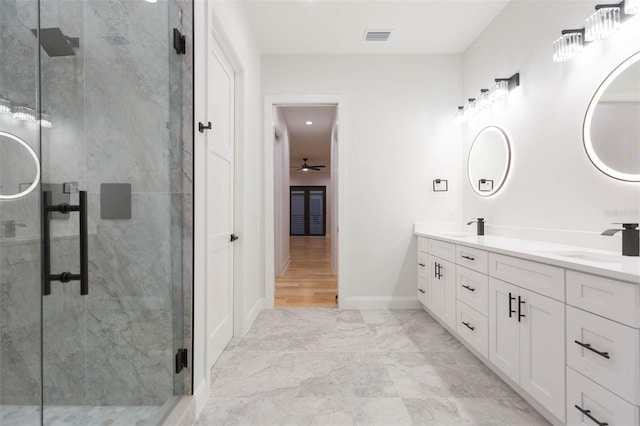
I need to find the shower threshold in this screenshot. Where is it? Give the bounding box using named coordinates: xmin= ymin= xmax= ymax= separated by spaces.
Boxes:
xmin=0 ymin=404 xmax=161 ymax=426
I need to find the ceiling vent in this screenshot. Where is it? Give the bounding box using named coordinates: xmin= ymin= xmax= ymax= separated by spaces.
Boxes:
xmin=363 ymin=30 xmax=392 ymax=42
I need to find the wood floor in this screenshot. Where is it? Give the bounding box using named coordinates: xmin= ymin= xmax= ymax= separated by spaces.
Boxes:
xmin=275 ymin=236 xmax=338 ymax=307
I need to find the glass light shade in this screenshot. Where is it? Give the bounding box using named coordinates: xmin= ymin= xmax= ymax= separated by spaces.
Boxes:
xmin=552 ymin=31 xmax=584 ymax=62
xmin=585 ymin=7 xmax=621 ymax=42
xmin=625 ymin=0 xmax=640 ymax=14
xmin=39 ymin=113 xmax=53 ymax=128
xmin=476 ymin=89 xmax=491 ymax=110
xmin=13 ymin=106 xmax=36 ymax=122
xmin=454 ymin=106 xmax=465 ymax=123
xmin=0 ymin=97 xmax=11 ymax=114
xmin=464 ymin=98 xmax=476 ymax=118
xmin=488 ymin=80 xmax=508 ymax=102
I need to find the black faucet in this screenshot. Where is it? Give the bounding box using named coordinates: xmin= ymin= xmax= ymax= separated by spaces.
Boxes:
xmin=466 ymin=218 xmax=485 ymax=236
xmin=601 ymin=223 xmax=639 ymax=256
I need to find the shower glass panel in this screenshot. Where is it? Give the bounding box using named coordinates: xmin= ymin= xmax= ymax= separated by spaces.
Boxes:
xmin=0 ymin=0 xmax=192 ymax=424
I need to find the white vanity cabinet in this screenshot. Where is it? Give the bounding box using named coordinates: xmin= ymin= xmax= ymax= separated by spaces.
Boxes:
xmin=416 ymin=237 xmax=456 ymax=330
xmin=565 ymin=271 xmax=640 ymax=426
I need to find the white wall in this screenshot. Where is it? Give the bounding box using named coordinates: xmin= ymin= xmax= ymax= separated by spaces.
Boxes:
xmin=273 ymin=107 xmax=290 ymax=276
xmin=461 ymin=2 xmax=640 ymax=251
xmin=262 ymin=55 xmax=463 ymax=307
xmin=193 ymin=0 xmax=263 ymax=416
xmin=330 ymin=120 xmax=339 ymax=273
xmin=290 ymin=171 xmax=332 ymax=235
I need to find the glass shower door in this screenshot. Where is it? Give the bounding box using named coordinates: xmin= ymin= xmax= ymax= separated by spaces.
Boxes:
xmin=1 ymin=0 xmax=190 ymax=424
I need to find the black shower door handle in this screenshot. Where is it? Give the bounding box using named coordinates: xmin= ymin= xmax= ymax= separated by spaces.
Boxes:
xmin=43 ymin=190 xmax=89 ymax=296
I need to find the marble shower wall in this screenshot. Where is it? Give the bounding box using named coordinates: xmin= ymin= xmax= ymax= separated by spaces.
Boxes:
xmin=1 ymin=0 xmax=193 ymax=407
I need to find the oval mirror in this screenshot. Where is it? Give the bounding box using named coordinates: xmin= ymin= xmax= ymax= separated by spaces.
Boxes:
xmin=467 ymin=126 xmax=511 ymax=197
xmin=0 ymin=131 xmax=40 ymax=200
xmin=584 ymin=51 xmax=640 ymax=182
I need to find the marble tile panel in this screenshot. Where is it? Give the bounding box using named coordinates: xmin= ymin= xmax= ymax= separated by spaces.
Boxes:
xmin=196 ymin=398 xmax=413 ymax=426
xmin=383 ymin=351 xmax=519 ymax=399
xmin=210 ymin=351 xmax=398 ymax=399
xmin=402 ymin=397 xmax=550 ymax=425
xmin=44 ymin=405 xmax=160 ymax=426
xmin=368 ymin=319 xmax=462 ymax=353
xmin=359 ymin=309 xmax=436 ymax=326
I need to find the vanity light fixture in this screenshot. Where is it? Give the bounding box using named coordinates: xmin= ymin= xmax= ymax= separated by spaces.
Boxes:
xmin=13 ymin=106 xmax=36 ymax=122
xmin=432 ymin=179 xmax=449 ymax=192
xmin=554 ymin=0 xmax=638 ymax=62
xmin=454 ymin=73 xmax=520 ymax=122
xmin=0 ymin=97 xmax=11 ymax=114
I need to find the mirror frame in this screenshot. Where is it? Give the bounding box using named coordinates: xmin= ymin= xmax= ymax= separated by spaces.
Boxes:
xmin=0 ymin=130 xmax=40 ymax=200
xmin=583 ymin=50 xmax=640 ymax=182
xmin=467 ymin=125 xmax=512 ymax=197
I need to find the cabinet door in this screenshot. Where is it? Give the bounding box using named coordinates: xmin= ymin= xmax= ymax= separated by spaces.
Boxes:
xmin=488 ymin=278 xmax=520 ymax=384
xmin=519 ymin=288 xmax=565 ymax=421
xmin=440 ymin=258 xmax=456 ymax=330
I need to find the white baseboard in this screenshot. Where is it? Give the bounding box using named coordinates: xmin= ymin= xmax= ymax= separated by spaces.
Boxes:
xmin=243 ymin=297 xmax=264 ymax=335
xmin=193 ymin=378 xmax=208 ymax=420
xmin=340 ymin=296 xmax=421 ymax=309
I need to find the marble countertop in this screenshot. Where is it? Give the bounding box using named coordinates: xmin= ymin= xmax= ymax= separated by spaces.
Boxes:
xmin=414 ymin=224 xmax=640 ymax=284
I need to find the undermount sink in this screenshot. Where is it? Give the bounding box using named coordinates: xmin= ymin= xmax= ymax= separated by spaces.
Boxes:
xmin=541 ymin=250 xmax=623 ymax=264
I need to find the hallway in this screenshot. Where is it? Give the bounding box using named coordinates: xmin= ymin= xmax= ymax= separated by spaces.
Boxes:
xmin=196 ymin=308 xmax=549 ymax=425
xmin=275 ymin=236 xmax=338 ymax=307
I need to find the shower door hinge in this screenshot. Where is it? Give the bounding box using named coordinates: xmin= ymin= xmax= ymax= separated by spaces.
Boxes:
xmin=173 ymin=28 xmax=186 ymax=55
xmin=175 ymin=348 xmax=188 ymax=374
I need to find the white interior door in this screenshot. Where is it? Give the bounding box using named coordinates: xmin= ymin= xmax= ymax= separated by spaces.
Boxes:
xmin=205 ymin=22 xmax=235 ymax=371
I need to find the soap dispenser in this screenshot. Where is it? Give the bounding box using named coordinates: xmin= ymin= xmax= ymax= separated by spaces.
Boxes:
xmin=601 ymin=223 xmax=639 ymax=256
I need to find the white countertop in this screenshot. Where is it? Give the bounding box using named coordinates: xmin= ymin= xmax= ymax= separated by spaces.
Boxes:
xmin=414 ymin=224 xmax=640 ymax=284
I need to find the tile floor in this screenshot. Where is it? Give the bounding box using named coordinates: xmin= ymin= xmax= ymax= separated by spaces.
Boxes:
xmin=196 ymin=308 xmax=550 ymax=425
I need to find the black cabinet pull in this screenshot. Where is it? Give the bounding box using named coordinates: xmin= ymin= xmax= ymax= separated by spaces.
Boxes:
xmin=517 ymin=296 xmax=525 ymax=322
xmin=462 ymin=321 xmax=475 ymax=331
xmin=462 ymin=284 xmax=475 ymax=292
xmin=43 ymin=191 xmax=89 ymax=296
xmin=574 ymin=340 xmax=610 ymax=359
xmin=574 ymin=405 xmax=609 ymax=426
xmin=461 ymin=254 xmax=475 ymax=261
xmin=418 ymin=289 xmax=426 ymax=294
xmin=508 ymin=292 xmax=516 ymax=318
xmin=418 ymin=263 xmax=426 ymax=267
xmin=434 ymin=262 xmax=438 ymax=278
xmin=198 ymin=121 xmax=212 ymax=133
xmin=230 ymin=234 xmax=239 ymax=242
xmin=435 ymin=263 xmax=443 ymax=279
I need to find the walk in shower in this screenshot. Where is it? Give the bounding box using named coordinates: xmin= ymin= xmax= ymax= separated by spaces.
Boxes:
xmin=0 ymin=0 xmax=193 ymax=424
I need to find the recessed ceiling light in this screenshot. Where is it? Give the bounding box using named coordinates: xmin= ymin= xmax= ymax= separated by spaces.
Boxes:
xmin=305 ymin=121 xmax=312 ymax=125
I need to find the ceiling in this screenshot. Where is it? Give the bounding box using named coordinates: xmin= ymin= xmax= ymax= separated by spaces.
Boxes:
xmin=278 ymin=105 xmax=336 ymax=172
xmin=241 ymin=0 xmax=510 ymax=55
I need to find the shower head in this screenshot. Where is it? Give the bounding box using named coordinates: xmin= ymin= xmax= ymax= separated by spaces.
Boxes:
xmin=30 ymin=28 xmax=79 ymax=57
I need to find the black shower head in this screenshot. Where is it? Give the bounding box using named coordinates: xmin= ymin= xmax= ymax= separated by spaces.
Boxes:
xmin=31 ymin=28 xmax=79 ymax=57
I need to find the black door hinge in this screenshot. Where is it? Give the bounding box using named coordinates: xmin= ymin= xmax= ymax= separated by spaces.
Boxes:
xmin=173 ymin=28 xmax=186 ymax=55
xmin=175 ymin=348 xmax=188 ymax=373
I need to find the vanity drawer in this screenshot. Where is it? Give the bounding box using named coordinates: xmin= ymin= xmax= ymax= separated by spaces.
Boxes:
xmin=426 ymin=239 xmax=456 ymax=263
xmin=418 ymin=236 xmax=429 ymax=254
xmin=417 ymin=252 xmax=429 ymax=279
xmin=456 ymin=301 xmax=488 ymax=358
xmin=567 ymin=306 xmax=640 ymax=405
xmin=567 ymin=367 xmax=639 ymax=426
xmin=567 ymin=270 xmax=640 ymax=328
xmin=456 ymin=266 xmax=488 ymax=316
xmin=488 ymin=253 xmax=565 ymax=301
xmin=456 ymin=245 xmax=488 ymax=274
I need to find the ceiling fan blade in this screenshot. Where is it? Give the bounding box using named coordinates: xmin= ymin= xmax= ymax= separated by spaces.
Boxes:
xmin=312 ymin=165 xmax=326 ymax=168
xmin=309 ymin=166 xmax=323 ymax=170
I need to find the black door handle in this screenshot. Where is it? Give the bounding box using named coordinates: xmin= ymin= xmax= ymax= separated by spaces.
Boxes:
xmin=574 ymin=405 xmax=608 ymax=426
xmin=435 ymin=263 xmax=442 ymax=279
xmin=518 ymin=296 xmax=525 ymax=322
xmin=462 ymin=284 xmax=475 ymax=292
xmin=461 ymin=255 xmax=475 ymax=261
xmin=43 ymin=191 xmax=89 ymax=296
xmin=508 ymin=292 xmax=516 ymax=318
xmin=198 ymin=121 xmax=212 ymax=133
xmin=574 ymin=340 xmax=610 ymax=359
xmin=230 ymin=234 xmax=239 ymax=242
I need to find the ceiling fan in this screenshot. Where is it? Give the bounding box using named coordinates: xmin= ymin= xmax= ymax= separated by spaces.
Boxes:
xmin=295 ymin=158 xmax=326 ymax=171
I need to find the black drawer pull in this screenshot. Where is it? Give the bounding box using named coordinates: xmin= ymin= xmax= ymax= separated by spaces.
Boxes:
xmin=418 ymin=263 xmax=426 ymax=267
xmin=461 ymin=255 xmax=475 ymax=261
xmin=517 ymin=296 xmax=525 ymax=322
xmin=462 ymin=321 xmax=475 ymax=331
xmin=574 ymin=340 xmax=610 ymax=359
xmin=574 ymin=405 xmax=608 ymax=426
xmin=418 ymin=289 xmax=426 ymax=294
xmin=462 ymin=284 xmax=475 ymax=292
